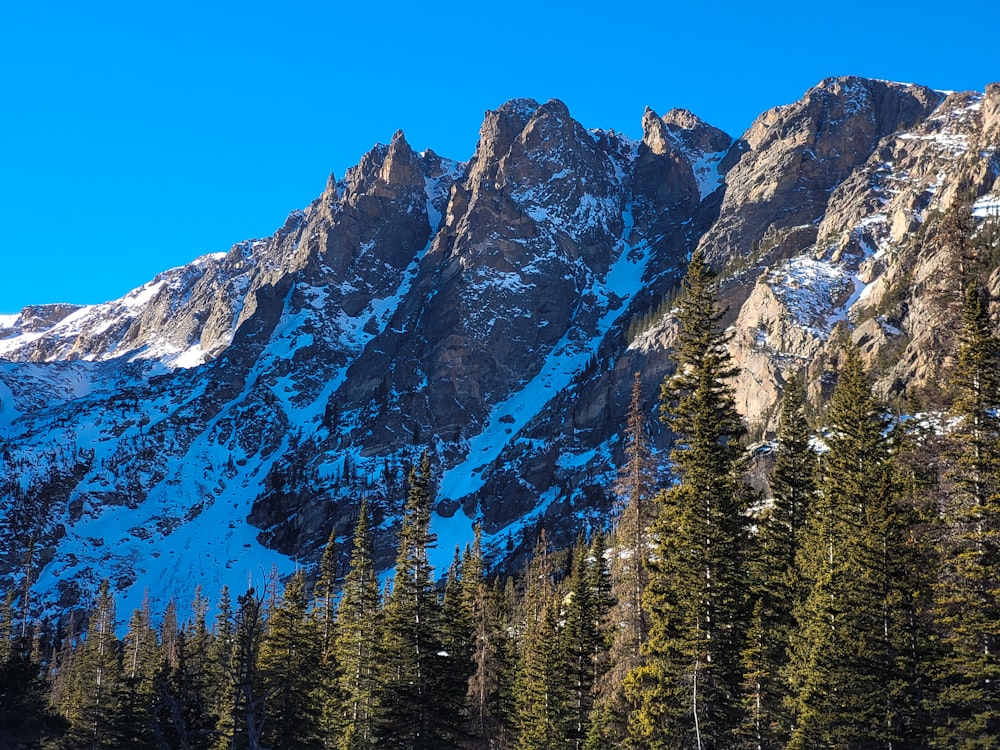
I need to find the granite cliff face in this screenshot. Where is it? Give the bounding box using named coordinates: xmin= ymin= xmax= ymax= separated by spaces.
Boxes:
xmin=2 ymin=77 xmax=999 ymax=615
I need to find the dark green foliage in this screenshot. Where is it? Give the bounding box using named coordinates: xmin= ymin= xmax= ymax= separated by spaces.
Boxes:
xmin=117 ymin=598 xmax=158 ymax=748
xmin=786 ymin=348 xmax=931 ymax=749
xmin=259 ymin=570 xmax=323 ymax=750
xmin=514 ymin=598 xmax=571 ymax=750
xmin=560 ymin=540 xmax=606 ymax=750
xmin=787 ymin=349 xmax=891 ymax=749
xmin=513 ymin=532 xmax=570 ymax=750
xmin=627 ymin=249 xmax=751 ymax=749
xmin=57 ymin=580 xmax=125 ymax=749
xmin=153 ymin=626 xmax=216 ymax=750
xmin=314 ymin=528 xmax=340 ymax=654
xmin=929 ymin=283 xmax=1000 ymax=747
xmin=462 ymin=527 xmax=514 ymax=749
xmin=376 ymin=453 xmax=459 ymax=749
xmin=589 ymin=375 xmax=655 ymax=749
xmin=438 ymin=551 xmax=476 ymax=745
xmin=312 ymin=530 xmax=343 ymax=749
xmin=229 ymin=587 xmax=267 ymax=750
xmin=0 ymin=593 xmax=65 ymax=748
xmin=742 ymin=376 xmax=816 ymax=748
xmin=207 ymin=586 xmax=236 ymax=750
xmin=333 ymin=499 xmax=381 ymax=750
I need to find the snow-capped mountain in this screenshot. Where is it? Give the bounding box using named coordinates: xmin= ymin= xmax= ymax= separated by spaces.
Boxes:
xmin=2 ymin=77 xmax=999 ymax=619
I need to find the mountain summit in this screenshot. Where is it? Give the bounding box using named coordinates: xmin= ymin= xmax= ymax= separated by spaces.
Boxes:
xmin=2 ymin=78 xmax=999 ymax=617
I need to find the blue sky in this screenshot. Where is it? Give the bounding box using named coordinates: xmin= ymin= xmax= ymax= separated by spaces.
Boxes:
xmin=1 ymin=0 xmax=996 ymax=314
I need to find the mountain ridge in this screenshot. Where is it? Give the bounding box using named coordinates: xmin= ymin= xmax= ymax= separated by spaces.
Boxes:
xmin=2 ymin=77 xmax=999 ymax=619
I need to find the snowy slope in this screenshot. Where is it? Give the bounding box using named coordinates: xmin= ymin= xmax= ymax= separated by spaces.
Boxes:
xmin=2 ymin=79 xmax=998 ymax=625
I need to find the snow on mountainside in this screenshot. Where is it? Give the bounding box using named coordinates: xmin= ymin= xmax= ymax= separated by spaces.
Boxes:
xmin=0 ymin=252 xmax=232 ymax=367
xmin=2 ymin=79 xmax=1000 ymax=621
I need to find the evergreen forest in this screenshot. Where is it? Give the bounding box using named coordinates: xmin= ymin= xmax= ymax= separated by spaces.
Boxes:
xmin=4 ymin=216 xmax=1000 ymax=749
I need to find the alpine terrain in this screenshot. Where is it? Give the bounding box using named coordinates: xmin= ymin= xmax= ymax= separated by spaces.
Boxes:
xmin=1 ymin=75 xmax=999 ymax=625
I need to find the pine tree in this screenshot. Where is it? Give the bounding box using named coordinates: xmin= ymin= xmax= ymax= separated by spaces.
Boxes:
xmin=561 ymin=539 xmax=604 ymax=750
xmin=930 ymin=282 xmax=1000 ymax=747
xmin=742 ymin=375 xmax=816 ymax=748
xmin=0 ymin=589 xmax=65 ymax=747
xmin=117 ymin=596 xmax=159 ymax=748
xmin=882 ymin=418 xmax=937 ymax=748
xmin=161 ymin=599 xmax=180 ymax=675
xmin=438 ymin=550 xmax=476 ymax=745
xmin=49 ymin=611 xmax=82 ymax=735
xmin=625 ymin=249 xmax=751 ymax=749
xmin=333 ymin=498 xmax=382 ymax=750
xmin=513 ymin=532 xmax=571 ymax=750
xmin=935 ymin=201 xmax=979 ymax=333
xmin=377 ymin=452 xmax=457 ymax=749
xmin=589 ymin=374 xmax=655 ymax=748
xmin=154 ymin=588 xmax=216 ymax=750
xmin=314 ymin=528 xmax=340 ymax=658
xmin=185 ymin=586 xmax=218 ymax=750
xmin=229 ymin=587 xmax=268 ymax=750
xmin=154 ymin=628 xmax=215 ymax=750
xmin=61 ymin=579 xmax=125 ymax=749
xmin=462 ymin=526 xmax=513 ymax=749
xmin=514 ymin=597 xmax=571 ymax=750
xmin=312 ymin=530 xmax=343 ymax=749
xmin=786 ymin=348 xmax=915 ymax=749
xmin=209 ymin=586 xmax=238 ymax=750
xmin=259 ymin=570 xmax=323 ymax=750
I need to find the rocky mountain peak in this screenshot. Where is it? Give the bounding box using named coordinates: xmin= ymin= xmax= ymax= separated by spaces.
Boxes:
xmin=3 ymin=304 xmax=83 ymax=335
xmin=378 ymin=129 xmax=423 ymax=187
xmin=339 ymin=131 xmax=426 ymax=202
xmin=697 ymin=76 xmax=944 ymax=265
xmin=983 ymin=82 xmax=1000 ymax=138
xmin=640 ymin=107 xmax=673 ymax=156
xmin=470 ymin=98 xmax=541 ymax=175
xmin=4 ymin=77 xmax=1000 ymax=621
xmin=661 ymin=107 xmax=732 ymax=154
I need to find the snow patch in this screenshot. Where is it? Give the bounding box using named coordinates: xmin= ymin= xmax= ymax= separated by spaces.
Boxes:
xmin=432 ymin=200 xmax=652 ymax=562
xmin=690 ymin=150 xmax=727 ymax=200
xmin=973 ymin=193 xmax=1000 ymax=218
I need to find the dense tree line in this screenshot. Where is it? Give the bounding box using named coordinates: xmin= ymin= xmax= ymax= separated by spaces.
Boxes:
xmin=4 ymin=221 xmax=1000 ymax=748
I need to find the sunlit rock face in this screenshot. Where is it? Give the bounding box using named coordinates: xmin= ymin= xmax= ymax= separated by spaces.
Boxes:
xmin=3 ymin=78 xmax=999 ymax=617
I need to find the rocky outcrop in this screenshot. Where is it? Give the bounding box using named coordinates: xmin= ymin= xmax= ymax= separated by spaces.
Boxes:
xmin=2 ymin=77 xmax=1000 ymax=618
xmin=699 ymin=78 xmax=942 ymax=265
xmin=720 ymin=83 xmax=1000 ymax=430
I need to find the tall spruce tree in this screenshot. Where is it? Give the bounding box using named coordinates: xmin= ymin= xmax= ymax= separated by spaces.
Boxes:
xmin=230 ymin=587 xmax=268 ymax=750
xmin=312 ymin=530 xmax=343 ymax=749
xmin=0 ymin=589 xmax=65 ymax=747
xmin=786 ymin=347 xmax=917 ymax=749
xmin=208 ymin=586 xmax=238 ymax=750
xmin=462 ymin=526 xmax=513 ymax=749
xmin=377 ymin=453 xmax=457 ymax=749
xmin=589 ymin=375 xmax=656 ymax=749
xmin=153 ymin=588 xmax=216 ymax=750
xmin=61 ymin=579 xmax=125 ymax=749
xmin=314 ymin=529 xmax=340 ymax=658
xmin=742 ymin=375 xmax=816 ymax=748
xmin=515 ymin=601 xmax=571 ymax=750
xmin=258 ymin=570 xmax=323 ymax=750
xmin=625 ymin=249 xmax=751 ymax=749
xmin=439 ymin=550 xmax=476 ymax=745
xmin=930 ymin=282 xmax=1000 ymax=747
xmin=333 ymin=498 xmax=381 ymax=750
xmin=561 ymin=539 xmax=605 ymax=750
xmin=514 ymin=532 xmax=572 ymax=750
xmin=118 ymin=597 xmax=159 ymax=748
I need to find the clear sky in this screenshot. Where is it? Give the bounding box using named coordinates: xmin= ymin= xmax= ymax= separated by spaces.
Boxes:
xmin=1 ymin=0 xmax=996 ymax=314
